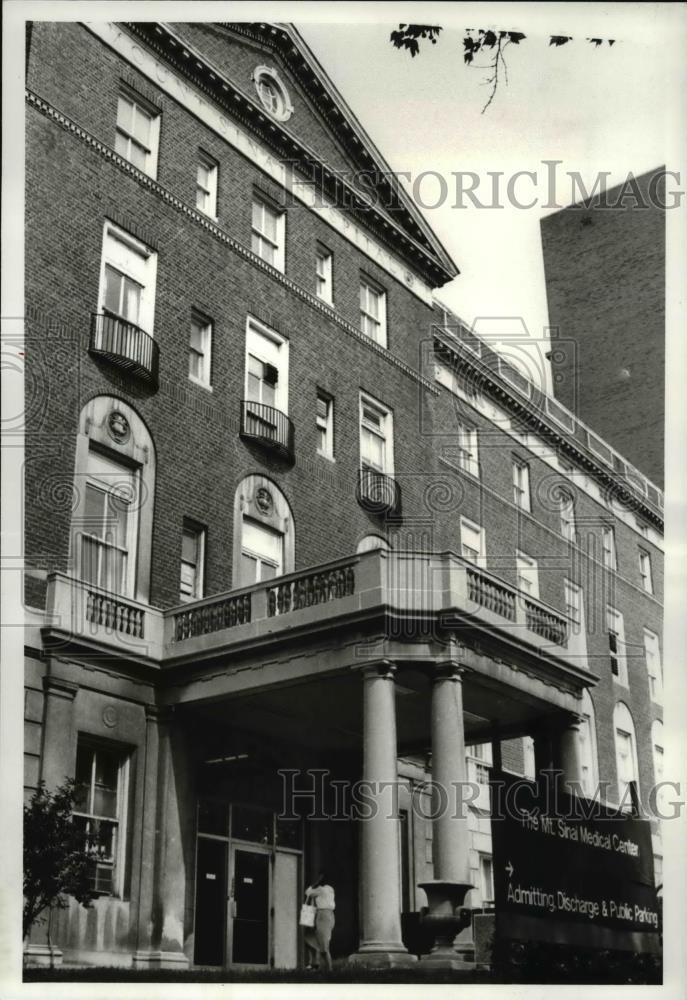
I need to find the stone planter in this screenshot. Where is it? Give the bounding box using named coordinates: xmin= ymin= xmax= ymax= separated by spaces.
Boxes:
xmin=418 ymin=880 xmax=475 ymax=969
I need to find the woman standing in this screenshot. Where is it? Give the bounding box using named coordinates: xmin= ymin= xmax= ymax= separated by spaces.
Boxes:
xmin=303 ymin=872 xmax=335 ymax=971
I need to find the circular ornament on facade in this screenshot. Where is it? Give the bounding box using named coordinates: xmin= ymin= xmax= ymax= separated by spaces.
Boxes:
xmin=102 ymin=705 xmax=119 ymax=729
xmin=107 ymin=410 xmax=131 ymax=445
xmin=252 ymin=66 xmax=293 ymax=122
xmin=255 ymin=486 xmax=274 ymax=515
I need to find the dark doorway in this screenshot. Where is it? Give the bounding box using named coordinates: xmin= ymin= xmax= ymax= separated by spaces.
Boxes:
xmin=231 ymin=848 xmax=270 ymax=965
xmin=194 ymin=838 xmax=227 ymax=966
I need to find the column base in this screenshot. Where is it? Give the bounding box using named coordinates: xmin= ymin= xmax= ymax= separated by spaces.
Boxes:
xmin=132 ymin=949 xmax=190 ymax=970
xmin=348 ymin=943 xmax=418 ymax=969
xmin=419 ymin=950 xmax=476 ymax=971
xmin=23 ymin=944 xmax=63 ymax=968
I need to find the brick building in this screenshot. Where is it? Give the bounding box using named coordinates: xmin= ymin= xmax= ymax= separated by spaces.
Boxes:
xmin=24 ymin=21 xmax=664 ymax=971
xmin=541 ymin=168 xmax=665 ymax=488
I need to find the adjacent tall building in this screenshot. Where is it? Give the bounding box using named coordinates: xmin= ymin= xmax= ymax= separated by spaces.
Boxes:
xmin=24 ymin=21 xmax=664 ymax=970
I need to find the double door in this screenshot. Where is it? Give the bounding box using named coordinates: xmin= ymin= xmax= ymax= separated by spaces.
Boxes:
xmin=194 ymin=838 xmax=299 ymax=968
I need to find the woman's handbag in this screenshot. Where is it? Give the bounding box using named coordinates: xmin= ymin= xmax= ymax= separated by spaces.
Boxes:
xmin=299 ymin=901 xmax=317 ymax=927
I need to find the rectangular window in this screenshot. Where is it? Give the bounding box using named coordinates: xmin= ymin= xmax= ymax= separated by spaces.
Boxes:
xmin=244 ymin=318 xmax=289 ymax=414
xmin=180 ymin=522 xmax=205 ymax=602
xmin=80 ymin=450 xmax=139 ymax=598
xmin=559 ymin=492 xmax=576 ymax=542
xmin=607 ymin=607 xmax=627 ymax=685
xmin=639 ymin=550 xmax=654 ymax=594
xmin=643 ymin=628 xmax=662 ymax=702
xmin=115 ymin=88 xmax=160 ymax=178
xmin=457 ymin=424 xmax=479 ymax=478
xmin=188 ymin=312 xmax=212 ymax=387
xmin=467 ymin=743 xmax=493 ymax=785
xmin=479 ymin=854 xmax=495 ymax=906
xmin=516 ymin=551 xmax=539 ymax=598
xmin=315 ymin=246 xmax=333 ymax=304
xmin=602 ymin=526 xmax=617 ymax=570
xmin=241 ymin=518 xmax=283 ymax=584
xmin=316 ymin=391 xmax=334 ymax=459
xmin=99 ymin=222 xmax=157 ymax=335
xmin=512 ymin=459 xmax=531 ymax=511
xmin=564 ymin=580 xmax=582 ymax=631
xmin=460 ymin=517 xmax=485 ymax=566
xmin=616 ymin=729 xmax=634 ymax=801
xmin=196 ymin=151 xmax=218 ymax=218
xmin=251 ymin=197 xmax=285 ymax=272
xmin=359 ymin=278 xmax=387 ymax=347
xmin=360 ymin=393 xmax=393 ymax=474
xmin=73 ymin=740 xmax=129 ymax=896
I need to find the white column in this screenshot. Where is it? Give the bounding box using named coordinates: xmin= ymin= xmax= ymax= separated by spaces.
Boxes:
xmin=559 ymin=716 xmax=584 ymax=791
xmin=351 ymin=661 xmax=415 ymax=966
xmin=430 ymin=663 xmax=470 ymax=882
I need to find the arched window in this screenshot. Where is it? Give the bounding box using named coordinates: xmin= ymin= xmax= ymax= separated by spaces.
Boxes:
xmin=578 ymin=690 xmax=599 ymax=797
xmin=70 ymin=397 xmax=155 ymax=602
xmin=651 ymin=719 xmax=666 ymax=818
xmin=613 ymin=702 xmax=640 ymax=809
xmin=233 ymin=476 xmax=294 ymax=587
xmin=356 ymin=534 xmax=390 ymax=554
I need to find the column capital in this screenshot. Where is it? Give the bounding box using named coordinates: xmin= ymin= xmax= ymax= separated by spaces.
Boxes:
xmin=144 ymin=703 xmax=174 ymax=723
xmin=42 ymin=676 xmax=79 ymax=700
xmin=362 ymin=659 xmax=397 ymax=680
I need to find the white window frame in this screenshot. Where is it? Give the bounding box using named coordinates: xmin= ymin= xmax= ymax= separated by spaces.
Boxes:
xmin=515 ymin=551 xmax=539 ymax=599
xmin=466 ymin=742 xmax=493 ymax=785
xmin=578 ymin=692 xmax=600 ymax=799
xmin=98 ymin=221 xmax=157 ymax=336
xmin=244 ymin=316 xmax=289 ymax=414
xmin=196 ymin=150 xmax=218 ymax=219
xmin=79 ymin=449 xmax=140 ymax=599
xmin=251 ymin=196 xmax=285 ymax=272
xmin=240 ymin=517 xmax=284 ymax=585
xmin=559 ymin=490 xmax=576 ymax=543
xmin=188 ymin=311 xmax=212 ymax=388
xmin=359 ymin=278 xmax=387 ymax=348
xmin=613 ymin=702 xmax=640 ymax=810
xmin=643 ymin=628 xmax=663 ymax=703
xmin=180 ymin=522 xmax=206 ymax=602
xmin=478 ymin=854 xmax=495 ymax=907
xmin=639 ymin=549 xmax=654 ymax=594
xmin=564 ymin=580 xmax=583 ymax=633
xmin=459 ymin=516 xmax=486 ymax=566
xmin=607 ymin=607 xmax=628 ymax=686
xmin=315 ymin=246 xmax=333 ymax=304
xmin=651 ymin=720 xmax=666 ymax=815
xmin=73 ymin=739 xmax=130 ymax=897
xmin=512 ymin=458 xmax=531 ymax=511
xmin=316 ymin=390 xmax=334 ymax=459
xmin=456 ymin=423 xmax=479 ymax=478
xmin=359 ymin=392 xmax=394 ymax=475
xmin=602 ymin=526 xmax=617 ymax=570
xmin=115 ymin=86 xmax=160 ymax=179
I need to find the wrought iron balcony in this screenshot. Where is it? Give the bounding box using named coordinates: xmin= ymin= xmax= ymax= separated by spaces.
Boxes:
xmin=240 ymin=400 xmax=295 ymax=461
xmin=89 ymin=312 xmax=159 ymax=388
xmin=356 ymin=467 xmax=401 ymax=516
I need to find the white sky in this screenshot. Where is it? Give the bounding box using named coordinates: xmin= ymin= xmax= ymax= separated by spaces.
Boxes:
xmin=297 ymin=3 xmax=680 ymax=386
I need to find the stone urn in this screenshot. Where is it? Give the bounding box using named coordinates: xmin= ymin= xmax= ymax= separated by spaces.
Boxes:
xmin=418 ymin=880 xmax=475 ymax=969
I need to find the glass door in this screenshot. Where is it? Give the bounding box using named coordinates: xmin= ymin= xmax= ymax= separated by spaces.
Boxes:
xmin=228 ymin=845 xmax=271 ymax=967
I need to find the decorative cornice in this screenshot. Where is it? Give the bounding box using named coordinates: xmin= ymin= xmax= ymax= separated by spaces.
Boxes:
xmin=26 ymin=90 xmax=439 ymax=396
xmin=124 ymin=20 xmax=457 ymax=287
xmin=433 ymin=329 xmax=663 ymax=530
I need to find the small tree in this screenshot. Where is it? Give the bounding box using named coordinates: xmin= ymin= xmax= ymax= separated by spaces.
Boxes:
xmin=23 ymin=779 xmax=96 ymax=941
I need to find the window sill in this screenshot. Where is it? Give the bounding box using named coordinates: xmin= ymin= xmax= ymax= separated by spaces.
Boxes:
xmin=317 ymin=451 xmax=336 ymax=463
xmin=188 ymin=377 xmax=213 ymax=392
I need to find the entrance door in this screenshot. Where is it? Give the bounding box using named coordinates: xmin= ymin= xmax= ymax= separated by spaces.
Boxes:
xmin=194 ymin=838 xmax=227 ymax=966
xmin=229 ymin=846 xmax=271 ymax=966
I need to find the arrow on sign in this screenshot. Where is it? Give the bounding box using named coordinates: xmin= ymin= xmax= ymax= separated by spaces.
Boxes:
xmin=505 ymin=861 xmax=514 ymax=878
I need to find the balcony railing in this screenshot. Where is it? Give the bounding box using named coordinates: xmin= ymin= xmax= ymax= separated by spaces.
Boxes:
xmin=240 ymin=400 xmax=295 ymax=461
xmin=89 ymin=313 xmax=160 ymax=388
xmin=356 ymin=467 xmax=401 ymax=516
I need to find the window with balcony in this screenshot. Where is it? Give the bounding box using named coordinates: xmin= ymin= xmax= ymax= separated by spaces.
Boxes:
xmin=196 ymin=151 xmax=218 ymax=218
xmin=613 ymin=702 xmax=639 ymax=809
xmin=512 ymin=458 xmax=531 ymax=511
xmin=456 ymin=423 xmax=479 ymax=478
xmin=242 ymin=318 xmax=292 ymax=457
xmin=252 ymin=196 xmax=285 ymax=271
xmin=602 ymin=525 xmax=617 ymax=570
xmin=316 ymin=391 xmax=334 ymax=459
xmin=358 ymin=393 xmax=397 ymax=512
xmin=516 ymin=551 xmax=539 ymax=598
xmin=639 ymin=549 xmax=654 ymax=594
xmin=189 ymin=311 xmax=212 ymax=387
xmin=460 ymin=517 xmax=485 ymax=565
xmin=240 ymin=518 xmax=284 ymax=584
xmin=115 ymin=87 xmax=160 ymax=178
xmin=644 ymin=628 xmax=662 ymax=702
xmin=180 ymin=521 xmax=205 ymax=602
xmin=315 ymin=246 xmax=333 ymax=304
xmin=607 ymin=607 xmax=628 ymax=685
xmin=359 ymin=278 xmax=387 ymax=347
xmin=73 ymin=739 xmax=130 ymax=896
